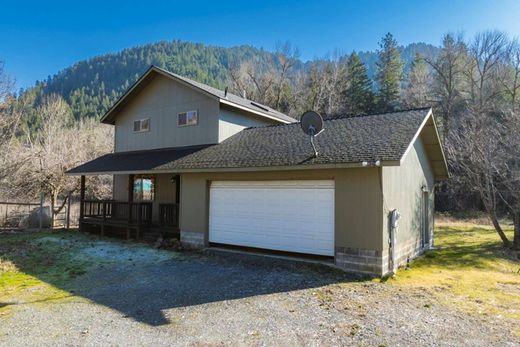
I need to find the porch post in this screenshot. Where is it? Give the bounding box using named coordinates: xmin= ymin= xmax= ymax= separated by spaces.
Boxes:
xmin=127 ymin=174 xmax=134 ymax=239
xmin=175 ymin=174 xmax=181 ymax=229
xmin=79 ymin=175 xmax=85 ymax=232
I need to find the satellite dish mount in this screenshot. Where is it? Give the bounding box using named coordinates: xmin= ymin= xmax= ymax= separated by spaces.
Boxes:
xmin=300 ymin=111 xmax=324 ymax=158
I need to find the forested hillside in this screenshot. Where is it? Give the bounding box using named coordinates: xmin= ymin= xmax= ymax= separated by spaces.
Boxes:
xmin=30 ymin=40 xmax=439 ymax=120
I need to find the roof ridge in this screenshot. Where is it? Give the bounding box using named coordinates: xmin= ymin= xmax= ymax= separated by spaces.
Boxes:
xmin=327 ymin=107 xmax=432 ymax=120
xmin=244 ymin=107 xmax=432 ymax=131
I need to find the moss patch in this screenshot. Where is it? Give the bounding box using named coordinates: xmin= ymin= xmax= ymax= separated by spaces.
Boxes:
xmin=386 ymin=222 xmax=520 ymax=320
xmin=0 ymin=231 xmax=98 ymax=315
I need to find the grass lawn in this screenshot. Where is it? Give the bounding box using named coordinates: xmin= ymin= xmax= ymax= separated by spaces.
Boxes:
xmin=388 ymin=221 xmax=520 ymax=325
xmin=0 ymin=231 xmax=174 ymax=317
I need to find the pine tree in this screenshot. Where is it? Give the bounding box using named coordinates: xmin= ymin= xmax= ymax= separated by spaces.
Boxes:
xmin=344 ymin=52 xmax=374 ymax=114
xmin=403 ymin=52 xmax=430 ymax=108
xmin=375 ymin=33 xmax=404 ymax=112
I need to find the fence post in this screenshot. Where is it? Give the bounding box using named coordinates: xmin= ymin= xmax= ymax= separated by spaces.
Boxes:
xmin=66 ymin=192 xmax=71 ymax=230
xmin=39 ymin=193 xmax=44 ymax=232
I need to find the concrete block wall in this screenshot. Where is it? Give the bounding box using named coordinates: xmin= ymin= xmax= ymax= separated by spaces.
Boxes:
xmin=180 ymin=230 xmax=205 ymax=249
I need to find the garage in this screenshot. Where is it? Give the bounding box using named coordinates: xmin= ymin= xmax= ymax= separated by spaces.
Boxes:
xmin=209 ymin=180 xmax=335 ymax=256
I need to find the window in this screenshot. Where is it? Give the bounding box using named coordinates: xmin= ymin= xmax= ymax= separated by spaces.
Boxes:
xmin=133 ymin=175 xmax=155 ymax=201
xmin=133 ymin=118 xmax=150 ymax=132
xmin=178 ymin=110 xmax=198 ymax=126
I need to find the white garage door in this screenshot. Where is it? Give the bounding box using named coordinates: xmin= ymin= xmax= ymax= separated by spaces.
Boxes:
xmin=209 ymin=180 xmax=335 ymax=256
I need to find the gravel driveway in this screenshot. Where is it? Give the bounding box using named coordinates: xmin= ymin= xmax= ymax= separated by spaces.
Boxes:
xmin=0 ymin=240 xmax=518 ymax=347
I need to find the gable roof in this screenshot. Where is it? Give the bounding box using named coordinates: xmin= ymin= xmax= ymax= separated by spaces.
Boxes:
xmin=100 ymin=65 xmax=295 ymax=125
xmin=68 ymin=108 xmax=448 ymax=179
xmin=154 ymin=108 xmax=448 ymax=178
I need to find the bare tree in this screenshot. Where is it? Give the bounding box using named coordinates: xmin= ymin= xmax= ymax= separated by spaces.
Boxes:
xmin=463 ymin=31 xmax=510 ymax=118
xmin=403 ymin=52 xmax=431 ymax=108
xmin=6 ymin=95 xmax=113 ymax=216
xmin=425 ymin=33 xmax=467 ymax=137
xmin=0 ymin=61 xmax=21 ymax=184
xmin=227 ymin=42 xmax=299 ymax=116
xmin=501 ymin=40 xmax=520 ymax=112
xmin=446 ymin=112 xmax=512 ymax=247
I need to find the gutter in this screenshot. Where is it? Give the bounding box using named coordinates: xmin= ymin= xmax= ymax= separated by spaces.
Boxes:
xmin=65 ymin=160 xmax=401 ymax=176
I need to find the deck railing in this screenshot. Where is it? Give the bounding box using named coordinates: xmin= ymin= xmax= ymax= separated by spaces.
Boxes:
xmin=81 ymin=200 xmax=153 ymax=225
xmin=159 ymin=203 xmax=179 ymax=227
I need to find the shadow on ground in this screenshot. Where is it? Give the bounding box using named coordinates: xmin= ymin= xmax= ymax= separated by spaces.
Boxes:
xmin=0 ymin=232 xmax=357 ymax=326
xmin=69 ymin=251 xmax=354 ymax=326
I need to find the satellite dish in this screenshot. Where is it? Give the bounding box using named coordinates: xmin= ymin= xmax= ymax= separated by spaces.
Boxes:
xmin=300 ymin=111 xmax=324 ymax=136
xmin=300 ymin=111 xmax=324 ymax=158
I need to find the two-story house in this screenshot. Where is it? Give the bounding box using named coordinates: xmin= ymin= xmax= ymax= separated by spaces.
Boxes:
xmin=68 ymin=65 xmax=448 ymax=276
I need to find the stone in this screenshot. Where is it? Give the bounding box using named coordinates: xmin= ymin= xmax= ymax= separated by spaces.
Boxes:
xmin=18 ymin=206 xmax=52 ymax=229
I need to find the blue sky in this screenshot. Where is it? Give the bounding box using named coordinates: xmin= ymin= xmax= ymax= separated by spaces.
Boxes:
xmin=2 ymin=0 xmax=520 ymax=89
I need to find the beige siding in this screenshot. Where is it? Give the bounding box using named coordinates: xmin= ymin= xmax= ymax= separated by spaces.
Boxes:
xmin=218 ymin=105 xmax=277 ymax=142
xmin=114 ymin=74 xmax=220 ymax=152
xmin=381 ymin=137 xmax=435 ymax=259
xmin=113 ymin=175 xmax=128 ymax=201
xmin=112 ymin=173 xmax=177 ymax=223
xmin=179 ymin=168 xmax=383 ymax=251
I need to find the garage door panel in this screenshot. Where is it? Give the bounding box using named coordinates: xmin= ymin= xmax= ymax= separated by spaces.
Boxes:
xmin=209 ymin=180 xmax=334 ymax=256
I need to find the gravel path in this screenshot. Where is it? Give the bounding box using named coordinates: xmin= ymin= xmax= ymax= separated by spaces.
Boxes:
xmin=0 ymin=245 xmax=518 ymax=346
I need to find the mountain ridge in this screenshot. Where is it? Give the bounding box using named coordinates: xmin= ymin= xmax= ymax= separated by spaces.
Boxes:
xmin=28 ymin=39 xmax=440 ymax=120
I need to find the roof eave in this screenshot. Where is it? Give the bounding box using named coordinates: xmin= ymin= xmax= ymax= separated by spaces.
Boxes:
xmin=398 ymin=108 xmax=450 ymax=180
xmin=65 ymin=160 xmax=400 ymax=176
xmin=219 ymin=98 xmax=293 ymax=124
xmin=100 ymin=65 xmax=292 ymax=125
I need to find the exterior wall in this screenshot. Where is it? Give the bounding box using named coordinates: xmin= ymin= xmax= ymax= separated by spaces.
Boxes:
xmin=113 ymin=174 xmax=128 ymax=201
xmin=381 ymin=137 xmax=435 ymax=274
xmin=114 ymin=74 xmax=220 ymax=152
xmin=218 ymin=105 xmax=277 ymax=142
xmin=112 ymin=173 xmax=177 ymax=223
xmin=178 ymin=168 xmax=385 ymax=273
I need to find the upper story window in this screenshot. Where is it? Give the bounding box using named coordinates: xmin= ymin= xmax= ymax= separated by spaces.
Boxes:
xmin=133 ymin=118 xmax=150 ymax=133
xmin=178 ymin=110 xmax=198 ymax=127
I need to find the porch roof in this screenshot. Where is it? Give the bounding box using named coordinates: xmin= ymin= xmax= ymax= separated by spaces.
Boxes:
xmin=66 ymin=144 xmax=211 ymax=175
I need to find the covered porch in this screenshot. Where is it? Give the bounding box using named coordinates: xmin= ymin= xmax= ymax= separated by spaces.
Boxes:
xmin=78 ymin=173 xmax=180 ymax=240
xmin=66 ymin=146 xmax=210 ymax=240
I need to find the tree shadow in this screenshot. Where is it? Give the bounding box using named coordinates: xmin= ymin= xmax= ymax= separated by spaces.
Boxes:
xmin=0 ymin=232 xmax=356 ymax=326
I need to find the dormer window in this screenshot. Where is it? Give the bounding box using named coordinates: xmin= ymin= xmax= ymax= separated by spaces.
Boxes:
xmin=133 ymin=118 xmax=150 ymax=132
xmin=178 ymin=110 xmax=198 ymax=127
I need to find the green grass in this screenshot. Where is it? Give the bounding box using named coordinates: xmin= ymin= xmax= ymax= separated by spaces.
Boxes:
xmin=388 ymin=222 xmax=520 ymax=321
xmin=0 ymin=231 xmax=93 ymax=315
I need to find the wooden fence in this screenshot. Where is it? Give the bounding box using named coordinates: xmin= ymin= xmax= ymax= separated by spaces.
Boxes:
xmin=0 ymin=193 xmax=81 ymax=231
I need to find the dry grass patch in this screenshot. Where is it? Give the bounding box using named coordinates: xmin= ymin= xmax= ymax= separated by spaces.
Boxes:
xmin=388 ymin=222 xmax=520 ymax=323
xmin=0 ymin=257 xmax=18 ymax=272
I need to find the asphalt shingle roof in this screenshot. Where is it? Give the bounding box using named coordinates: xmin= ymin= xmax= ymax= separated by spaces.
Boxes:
xmin=66 ymin=145 xmax=211 ymax=174
xmin=68 ymin=108 xmax=432 ymax=175
xmin=156 ymin=108 xmax=431 ymax=171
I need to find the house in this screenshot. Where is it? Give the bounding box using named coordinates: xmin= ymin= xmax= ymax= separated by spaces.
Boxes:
xmin=67 ymin=65 xmax=448 ymax=276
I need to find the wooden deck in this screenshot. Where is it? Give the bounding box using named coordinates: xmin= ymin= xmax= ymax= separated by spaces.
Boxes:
xmin=79 ymin=200 xmax=179 ymax=239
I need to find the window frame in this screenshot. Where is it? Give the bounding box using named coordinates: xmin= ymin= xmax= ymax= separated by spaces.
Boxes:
xmin=133 ymin=118 xmax=150 ymax=133
xmin=177 ymin=110 xmax=198 ymax=127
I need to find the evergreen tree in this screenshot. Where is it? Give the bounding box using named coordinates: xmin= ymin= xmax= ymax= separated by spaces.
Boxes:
xmin=344 ymin=52 xmax=374 ymax=114
xmin=375 ymin=33 xmax=404 ymax=112
xmin=403 ymin=52 xmax=430 ymax=108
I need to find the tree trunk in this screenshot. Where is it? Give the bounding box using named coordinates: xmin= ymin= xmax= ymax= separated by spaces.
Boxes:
xmin=513 ymin=211 xmax=520 ymax=250
xmin=489 ymin=211 xmax=511 ymax=248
